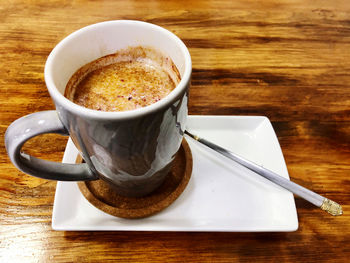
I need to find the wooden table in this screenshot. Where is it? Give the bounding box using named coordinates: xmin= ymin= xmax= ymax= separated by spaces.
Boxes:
xmin=1 ymin=0 xmax=349 ymax=262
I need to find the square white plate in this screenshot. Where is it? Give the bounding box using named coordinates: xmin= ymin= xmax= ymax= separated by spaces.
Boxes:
xmin=52 ymin=116 xmax=298 ymax=231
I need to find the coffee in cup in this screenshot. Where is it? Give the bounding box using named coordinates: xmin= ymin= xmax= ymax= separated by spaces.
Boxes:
xmin=5 ymin=20 xmax=191 ymax=197
xmin=65 ymin=46 xmax=181 ymax=112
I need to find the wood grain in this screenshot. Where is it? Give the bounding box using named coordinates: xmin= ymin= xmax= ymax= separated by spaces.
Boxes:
xmin=1 ymin=0 xmax=350 ymax=262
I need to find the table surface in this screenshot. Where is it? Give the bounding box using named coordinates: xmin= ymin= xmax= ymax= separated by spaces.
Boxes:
xmin=1 ymin=0 xmax=349 ymax=262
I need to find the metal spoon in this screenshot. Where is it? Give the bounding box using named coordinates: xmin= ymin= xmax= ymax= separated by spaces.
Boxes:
xmin=185 ymin=130 xmax=343 ymax=216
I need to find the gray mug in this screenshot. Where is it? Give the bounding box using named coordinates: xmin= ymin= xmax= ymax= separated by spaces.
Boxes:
xmin=5 ymin=20 xmax=192 ymax=197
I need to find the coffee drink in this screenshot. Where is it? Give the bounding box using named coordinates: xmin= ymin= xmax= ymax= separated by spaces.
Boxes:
xmin=6 ymin=21 xmax=191 ymax=198
xmin=65 ymin=46 xmax=181 ymax=111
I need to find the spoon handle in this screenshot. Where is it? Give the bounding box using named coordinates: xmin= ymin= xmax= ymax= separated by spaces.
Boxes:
xmin=185 ymin=130 xmax=343 ymax=216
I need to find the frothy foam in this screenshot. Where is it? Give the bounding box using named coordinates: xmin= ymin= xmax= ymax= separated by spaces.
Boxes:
xmin=65 ymin=46 xmax=181 ymax=112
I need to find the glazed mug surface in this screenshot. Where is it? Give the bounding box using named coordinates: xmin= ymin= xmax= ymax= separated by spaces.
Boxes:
xmin=5 ymin=20 xmax=192 ymax=197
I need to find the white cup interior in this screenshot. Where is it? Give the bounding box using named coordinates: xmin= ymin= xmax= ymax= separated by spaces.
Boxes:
xmin=44 ymin=20 xmax=191 ymax=118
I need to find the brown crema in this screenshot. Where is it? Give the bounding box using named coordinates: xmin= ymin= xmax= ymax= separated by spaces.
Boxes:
xmin=65 ymin=46 xmax=181 ymax=112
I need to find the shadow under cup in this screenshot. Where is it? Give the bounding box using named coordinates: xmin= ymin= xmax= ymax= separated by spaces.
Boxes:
xmin=45 ymin=21 xmax=192 ymax=197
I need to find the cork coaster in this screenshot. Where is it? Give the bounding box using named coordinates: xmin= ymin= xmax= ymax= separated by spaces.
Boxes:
xmin=77 ymin=139 xmax=192 ymax=219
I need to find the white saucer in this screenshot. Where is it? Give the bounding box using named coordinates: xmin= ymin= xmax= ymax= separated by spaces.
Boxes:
xmin=52 ymin=116 xmax=298 ymax=232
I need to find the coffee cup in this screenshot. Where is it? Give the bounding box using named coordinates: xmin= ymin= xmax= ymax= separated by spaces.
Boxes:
xmin=5 ymin=20 xmax=192 ymax=197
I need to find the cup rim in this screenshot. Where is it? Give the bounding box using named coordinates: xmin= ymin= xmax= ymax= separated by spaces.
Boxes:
xmin=44 ymin=20 xmax=191 ymax=120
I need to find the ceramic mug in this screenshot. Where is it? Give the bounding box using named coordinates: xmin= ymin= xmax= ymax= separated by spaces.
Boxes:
xmin=5 ymin=20 xmax=191 ymax=197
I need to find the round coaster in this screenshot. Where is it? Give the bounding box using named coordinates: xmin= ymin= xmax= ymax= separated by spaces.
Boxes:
xmin=77 ymin=139 xmax=192 ymax=219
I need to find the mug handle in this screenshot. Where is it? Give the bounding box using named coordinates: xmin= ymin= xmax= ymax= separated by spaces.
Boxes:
xmin=5 ymin=110 xmax=97 ymax=181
